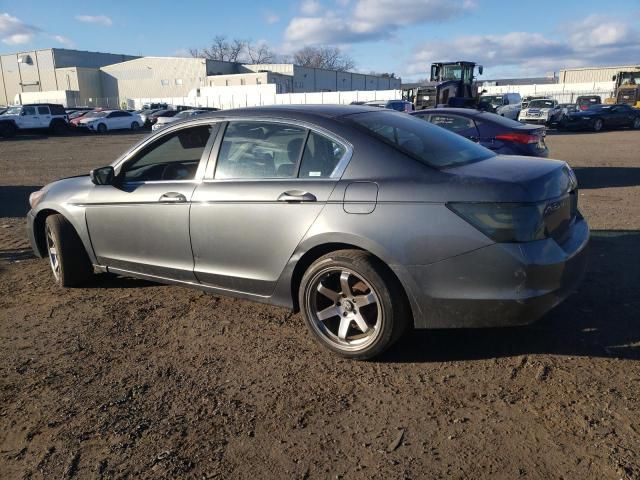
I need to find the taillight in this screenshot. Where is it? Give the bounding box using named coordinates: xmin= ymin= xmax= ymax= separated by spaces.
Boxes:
xmin=495 ymin=132 xmax=539 ymax=144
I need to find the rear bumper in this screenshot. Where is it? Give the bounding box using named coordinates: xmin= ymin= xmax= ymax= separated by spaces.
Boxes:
xmin=402 ymin=216 xmax=589 ymax=328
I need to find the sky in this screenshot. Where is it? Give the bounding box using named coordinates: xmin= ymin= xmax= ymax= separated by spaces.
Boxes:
xmin=1 ymin=0 xmax=639 ymax=82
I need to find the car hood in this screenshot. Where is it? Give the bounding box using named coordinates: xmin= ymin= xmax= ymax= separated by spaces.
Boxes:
xmin=521 ymin=107 xmax=553 ymax=114
xmin=441 ymin=155 xmax=575 ymax=202
xmin=568 ymin=110 xmax=599 ymax=117
xmin=156 ymin=116 xmax=178 ymax=124
xmin=1 ymin=113 xmax=19 ymax=119
xmin=78 ymin=117 xmax=102 ymax=124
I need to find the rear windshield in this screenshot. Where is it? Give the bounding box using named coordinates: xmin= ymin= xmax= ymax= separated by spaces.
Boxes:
xmin=347 ymin=111 xmax=494 ymax=168
xmin=474 ymin=111 xmax=526 ymax=128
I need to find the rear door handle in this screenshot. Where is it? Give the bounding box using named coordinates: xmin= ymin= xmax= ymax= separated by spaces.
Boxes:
xmin=159 ymin=192 xmax=187 ymax=203
xmin=277 ymin=190 xmax=317 ymax=203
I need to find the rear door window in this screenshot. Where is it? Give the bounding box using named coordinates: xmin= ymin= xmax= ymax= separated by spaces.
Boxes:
xmin=37 ymin=106 xmax=50 ymax=115
xmin=299 ymin=131 xmax=346 ymax=178
xmin=215 ymin=122 xmax=308 ymax=179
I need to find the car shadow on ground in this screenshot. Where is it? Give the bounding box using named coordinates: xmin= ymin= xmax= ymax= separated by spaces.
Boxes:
xmin=574 ymin=167 xmax=640 ymax=189
xmin=383 ymin=230 xmax=640 ymax=363
xmin=0 ymin=186 xmax=42 ymax=217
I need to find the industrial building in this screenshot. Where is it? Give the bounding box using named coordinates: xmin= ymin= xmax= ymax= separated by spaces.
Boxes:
xmin=0 ymin=48 xmax=137 ymax=106
xmin=0 ymin=47 xmax=401 ymax=107
xmin=558 ymin=65 xmax=640 ymax=84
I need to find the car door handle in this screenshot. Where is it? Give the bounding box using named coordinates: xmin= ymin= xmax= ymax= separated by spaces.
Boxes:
xmin=159 ymin=192 xmax=187 ymax=203
xmin=277 ymin=190 xmax=317 ymax=203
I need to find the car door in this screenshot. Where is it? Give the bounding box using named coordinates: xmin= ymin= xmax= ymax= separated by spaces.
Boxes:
xmin=85 ymin=123 xmax=218 ymax=281
xmin=190 ymin=120 xmax=349 ymax=296
xmin=19 ymin=106 xmax=39 ymax=128
xmin=36 ymin=106 xmax=52 ymax=128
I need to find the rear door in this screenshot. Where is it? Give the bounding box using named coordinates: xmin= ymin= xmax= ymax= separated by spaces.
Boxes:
xmin=190 ymin=120 xmax=350 ymax=295
xmin=36 ymin=106 xmax=51 ymax=128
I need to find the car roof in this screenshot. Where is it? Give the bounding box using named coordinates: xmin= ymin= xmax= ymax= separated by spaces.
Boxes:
xmin=196 ymin=104 xmax=384 ymax=120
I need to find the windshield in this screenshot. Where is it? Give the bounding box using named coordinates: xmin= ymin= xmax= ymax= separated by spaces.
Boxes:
xmin=5 ymin=106 xmax=22 ymax=115
xmin=348 ymin=111 xmax=494 ymax=168
xmin=528 ymin=100 xmax=555 ymax=108
xmin=480 ymin=95 xmax=504 ymax=107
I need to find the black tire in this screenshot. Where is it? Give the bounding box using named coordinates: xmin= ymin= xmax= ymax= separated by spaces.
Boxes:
xmin=96 ymin=123 xmax=107 ymax=134
xmin=44 ymin=214 xmax=93 ymax=287
xmin=633 ymin=117 xmax=640 ymax=129
xmin=131 ymin=121 xmax=140 ymax=131
xmin=0 ymin=121 xmax=17 ymax=138
xmin=299 ymin=249 xmax=409 ymax=360
xmin=49 ymin=120 xmax=67 ymax=135
xmin=592 ymin=118 xmax=603 ymax=132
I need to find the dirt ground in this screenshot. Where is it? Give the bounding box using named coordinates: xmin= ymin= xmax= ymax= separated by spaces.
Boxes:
xmin=1 ymin=129 xmax=639 ymax=479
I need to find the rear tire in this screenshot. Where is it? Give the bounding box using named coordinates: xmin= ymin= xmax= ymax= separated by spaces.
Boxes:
xmin=633 ymin=117 xmax=640 ymax=129
xmin=50 ymin=120 xmax=67 ymax=135
xmin=45 ymin=214 xmax=93 ymax=287
xmin=0 ymin=122 xmax=17 ymax=138
xmin=299 ymin=249 xmax=409 ymax=360
xmin=96 ymin=123 xmax=107 ymax=134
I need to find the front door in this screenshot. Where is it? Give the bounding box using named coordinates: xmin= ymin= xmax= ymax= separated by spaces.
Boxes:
xmin=86 ymin=123 xmax=216 ymax=281
xmin=190 ymin=120 xmax=348 ymax=296
xmin=19 ymin=106 xmax=39 ymax=128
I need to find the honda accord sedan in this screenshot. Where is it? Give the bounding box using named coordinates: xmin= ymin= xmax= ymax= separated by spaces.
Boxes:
xmin=27 ymin=105 xmax=589 ymax=359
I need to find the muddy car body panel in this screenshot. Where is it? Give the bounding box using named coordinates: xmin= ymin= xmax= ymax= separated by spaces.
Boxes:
xmin=27 ymin=105 xmax=589 ymax=332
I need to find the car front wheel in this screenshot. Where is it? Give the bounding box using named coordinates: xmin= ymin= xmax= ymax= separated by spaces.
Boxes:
xmin=131 ymin=121 xmax=140 ymax=130
xmin=96 ymin=123 xmax=107 ymax=134
xmin=299 ymin=250 xmax=409 ymax=359
xmin=45 ymin=214 xmax=93 ymax=287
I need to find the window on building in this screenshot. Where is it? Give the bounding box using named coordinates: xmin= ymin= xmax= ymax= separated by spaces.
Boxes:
xmin=225 ymin=80 xmax=229 ymax=86
xmin=161 ymin=79 xmax=170 ymax=86
xmin=175 ymin=78 xmax=183 ymax=86
xmin=240 ymin=79 xmax=246 ymax=86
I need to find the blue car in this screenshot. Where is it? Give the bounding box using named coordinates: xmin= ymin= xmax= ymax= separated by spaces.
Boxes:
xmin=411 ymin=108 xmax=549 ymax=157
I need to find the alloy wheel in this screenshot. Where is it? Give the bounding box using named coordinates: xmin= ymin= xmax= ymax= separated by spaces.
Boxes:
xmin=46 ymin=224 xmax=60 ymax=281
xmin=305 ymin=267 xmax=382 ymax=351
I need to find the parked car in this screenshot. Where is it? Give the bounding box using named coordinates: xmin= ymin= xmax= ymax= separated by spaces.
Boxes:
xmin=576 ymin=95 xmax=601 ymax=111
xmin=77 ymin=110 xmax=143 ymax=133
xmin=26 ymin=105 xmax=588 ymax=359
xmin=563 ymin=103 xmax=640 ymax=132
xmin=518 ymin=98 xmax=558 ymax=125
xmin=411 ymin=108 xmax=548 ymax=157
xmin=0 ymin=107 xmax=7 ymax=115
xmin=0 ymin=103 xmax=68 ymax=137
xmin=138 ymin=109 xmax=163 ymax=126
xmin=547 ymin=103 xmax=578 ymax=128
xmin=147 ymin=109 xmax=179 ymax=125
xmin=478 ymin=93 xmax=522 ymax=119
xmin=142 ymin=102 xmax=168 ymax=110
xmin=151 ymin=109 xmax=211 ymax=131
xmin=364 ymin=100 xmax=414 ymax=112
xmin=69 ymin=109 xmax=104 ymax=127
xmin=521 ymin=95 xmax=550 ymax=109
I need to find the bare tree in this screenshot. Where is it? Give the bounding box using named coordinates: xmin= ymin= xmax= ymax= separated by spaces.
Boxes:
xmin=246 ymin=42 xmax=275 ymax=64
xmin=293 ymin=46 xmax=355 ymax=71
xmin=192 ymin=35 xmax=247 ymax=62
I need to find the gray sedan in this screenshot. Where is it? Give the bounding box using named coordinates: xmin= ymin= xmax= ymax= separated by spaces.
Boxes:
xmin=27 ymin=105 xmax=589 ymax=359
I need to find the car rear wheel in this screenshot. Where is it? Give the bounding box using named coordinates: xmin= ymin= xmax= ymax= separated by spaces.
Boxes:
xmin=96 ymin=123 xmax=107 ymax=134
xmin=299 ymin=250 xmax=409 ymax=359
xmin=592 ymin=118 xmax=603 ymax=132
xmin=49 ymin=119 xmax=67 ymax=135
xmin=45 ymin=214 xmax=93 ymax=287
xmin=633 ymin=117 xmax=640 ymax=129
xmin=131 ymin=121 xmax=140 ymax=130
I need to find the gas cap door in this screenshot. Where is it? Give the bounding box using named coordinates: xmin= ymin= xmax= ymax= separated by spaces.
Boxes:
xmin=343 ymin=182 xmax=378 ymax=214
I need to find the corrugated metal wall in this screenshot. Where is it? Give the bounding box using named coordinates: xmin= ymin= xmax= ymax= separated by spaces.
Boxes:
xmin=559 ymin=65 xmax=640 ymax=83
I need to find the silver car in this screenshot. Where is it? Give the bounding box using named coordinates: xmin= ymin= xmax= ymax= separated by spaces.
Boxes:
xmin=27 ymin=105 xmax=589 ymax=359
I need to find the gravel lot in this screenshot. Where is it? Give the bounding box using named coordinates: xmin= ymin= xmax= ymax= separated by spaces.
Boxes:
xmin=1 ymin=129 xmax=639 ymax=479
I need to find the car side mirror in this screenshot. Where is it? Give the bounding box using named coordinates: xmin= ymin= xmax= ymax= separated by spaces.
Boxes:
xmin=478 ymin=65 xmax=483 ymax=75
xmin=21 ymin=111 xmax=27 ymax=116
xmin=90 ymin=166 xmax=115 ymax=185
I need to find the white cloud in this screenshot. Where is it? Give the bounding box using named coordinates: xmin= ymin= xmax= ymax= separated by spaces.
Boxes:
xmin=285 ymin=0 xmax=474 ymax=45
xmin=406 ymin=15 xmax=640 ymax=78
xmin=51 ymin=34 xmax=74 ymax=47
xmin=301 ymin=0 xmax=322 ymax=15
xmin=0 ymin=12 xmax=40 ymax=45
xmin=75 ymin=14 xmax=113 ymax=27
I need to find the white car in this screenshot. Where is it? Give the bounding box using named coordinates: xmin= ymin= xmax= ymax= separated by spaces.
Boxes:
xmin=479 ymin=93 xmax=522 ymax=120
xmin=151 ymin=109 xmax=210 ymax=131
xmin=0 ymin=103 xmax=68 ymax=137
xmin=518 ymin=99 xmax=558 ymax=125
xmin=78 ymin=110 xmax=143 ymax=133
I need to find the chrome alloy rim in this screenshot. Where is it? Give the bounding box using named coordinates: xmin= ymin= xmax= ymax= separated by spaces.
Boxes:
xmin=305 ymin=267 xmax=382 ymax=351
xmin=45 ymin=224 xmax=60 ymax=281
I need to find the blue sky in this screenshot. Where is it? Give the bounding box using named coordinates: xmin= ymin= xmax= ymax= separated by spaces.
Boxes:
xmin=1 ymin=0 xmax=639 ymax=81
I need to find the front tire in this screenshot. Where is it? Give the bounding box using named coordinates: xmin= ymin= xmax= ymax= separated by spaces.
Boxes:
xmin=45 ymin=214 xmax=93 ymax=287
xmin=299 ymin=250 xmax=409 ymax=359
xmin=0 ymin=122 xmax=17 ymax=138
xmin=131 ymin=121 xmax=140 ymax=131
xmin=592 ymin=118 xmax=603 ymax=132
xmin=96 ymin=123 xmax=107 ymax=134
